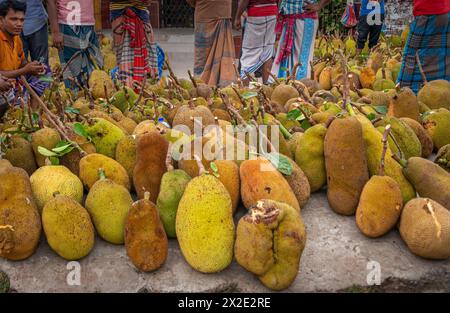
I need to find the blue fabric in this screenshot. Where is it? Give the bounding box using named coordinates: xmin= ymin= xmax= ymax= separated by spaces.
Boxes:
xmin=397 ymin=12 xmax=450 ymax=93
xmin=21 ymin=23 xmax=48 ymax=63
xmin=279 ymin=0 xmax=317 ymax=15
xmin=360 ymin=0 xmax=385 ymax=17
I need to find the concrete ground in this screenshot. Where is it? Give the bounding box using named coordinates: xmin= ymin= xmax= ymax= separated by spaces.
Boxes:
xmin=1 ymin=29 xmax=450 ymax=293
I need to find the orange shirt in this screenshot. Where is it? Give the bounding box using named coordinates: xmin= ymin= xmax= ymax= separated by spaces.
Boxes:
xmin=0 ymin=29 xmax=25 ymax=71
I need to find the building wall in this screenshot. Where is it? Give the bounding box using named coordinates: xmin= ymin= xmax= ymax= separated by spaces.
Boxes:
xmin=384 ymin=0 xmax=414 ymax=34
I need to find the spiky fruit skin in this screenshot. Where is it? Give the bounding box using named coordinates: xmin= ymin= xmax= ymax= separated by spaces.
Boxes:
xmin=240 ymin=158 xmax=300 ymax=211
xmin=400 ymin=198 xmax=450 ymax=260
xmin=156 ymin=169 xmax=191 ymax=238
xmin=234 ymin=199 xmax=306 ymax=291
xmin=4 ymin=136 xmax=37 ymax=176
xmin=85 ymin=179 xmax=133 ymax=244
xmin=418 ymin=80 xmax=450 ymax=110
xmin=325 ymin=117 xmax=369 ymax=216
xmin=42 ymin=195 xmax=95 ymax=260
xmin=402 ymin=157 xmax=450 ymax=210
xmin=30 ymin=165 xmax=83 ymax=212
xmin=271 ymin=84 xmax=300 ymax=107
xmin=359 ymin=67 xmax=376 ymax=89
xmin=435 ymin=144 xmax=450 ymax=173
xmin=388 ymin=88 xmax=421 ymax=122
xmin=176 ymin=174 xmax=234 ymax=273
xmin=400 ymin=117 xmax=433 ymax=158
xmin=373 ymin=78 xmax=396 ymax=91
xmin=383 ymin=117 xmax=422 ymax=160
xmin=60 ymin=133 xmax=96 ymax=176
xmin=85 ymin=118 xmax=126 ymax=158
xmin=31 ymin=128 xmax=61 ymax=167
xmin=133 ymin=131 xmax=168 ymax=202
xmin=207 ymin=160 xmax=240 ymax=214
xmin=115 ymin=135 xmax=137 ymax=188
xmin=172 ymin=105 xmax=215 ymax=134
xmin=355 ymin=115 xmax=416 ymax=203
xmin=0 ymin=164 xmax=41 ymax=260
xmin=125 ymin=198 xmax=168 ymax=272
xmin=423 ymin=109 xmax=450 ymax=150
xmin=356 ymin=176 xmax=403 ymax=238
xmin=79 ymin=153 xmax=129 ymax=190
xmin=295 ymin=124 xmax=327 ymax=193
xmin=283 ymin=157 xmax=311 ymax=209
xmin=110 ymin=87 xmax=138 ymax=113
xmin=89 ymin=70 xmax=114 ymax=99
xmin=287 ymin=132 xmax=304 ymax=157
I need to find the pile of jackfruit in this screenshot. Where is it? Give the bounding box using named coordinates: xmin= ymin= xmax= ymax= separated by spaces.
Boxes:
xmin=1 ymin=31 xmax=450 ymax=292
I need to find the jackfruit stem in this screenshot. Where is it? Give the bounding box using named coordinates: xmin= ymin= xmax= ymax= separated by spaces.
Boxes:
xmin=391 ymin=153 xmax=407 ymax=168
xmin=379 ymin=125 xmax=391 ymax=176
xmin=193 ymin=154 xmax=207 ymax=175
xmin=232 ymin=61 xmax=243 ymax=87
xmin=346 ymin=103 xmax=356 ymax=116
xmin=268 ymin=73 xmax=280 ymax=86
xmin=187 ymin=70 xmax=198 ymax=88
xmin=296 ymin=103 xmax=317 ymax=126
xmin=338 ymin=50 xmax=350 ymax=109
xmin=165 ymin=60 xmax=180 ymax=86
xmin=98 ymin=168 xmax=106 ymax=180
xmin=292 ymin=81 xmax=311 ymax=103
xmin=134 ymin=76 xmax=146 ymax=106
xmin=232 ymin=86 xmax=246 ymax=106
xmin=325 ymin=116 xmax=336 ymax=129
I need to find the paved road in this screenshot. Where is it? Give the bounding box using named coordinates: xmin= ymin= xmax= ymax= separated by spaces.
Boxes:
xmin=2 ymin=192 xmax=449 ymax=293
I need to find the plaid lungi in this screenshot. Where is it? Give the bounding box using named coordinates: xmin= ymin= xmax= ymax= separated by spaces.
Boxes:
xmin=397 ymin=12 xmax=450 ymax=93
xmin=111 ymin=7 xmax=158 ymax=87
xmin=240 ymin=15 xmax=277 ymax=78
xmin=59 ymin=25 xmax=103 ymax=88
xmin=270 ymin=17 xmax=318 ymax=81
xmin=194 ymin=19 xmax=236 ymax=87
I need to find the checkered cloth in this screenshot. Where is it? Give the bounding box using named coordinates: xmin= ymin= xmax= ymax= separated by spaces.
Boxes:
xmin=59 ymin=25 xmax=103 ymax=88
xmin=397 ymin=12 xmax=450 ymax=93
xmin=112 ymin=7 xmax=158 ymax=87
xmin=279 ymin=0 xmax=317 ymax=15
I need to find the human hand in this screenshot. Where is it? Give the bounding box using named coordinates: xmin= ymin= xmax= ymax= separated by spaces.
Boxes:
xmin=234 ymin=18 xmax=242 ymax=30
xmin=52 ymin=32 xmax=64 ymax=50
xmin=24 ymin=61 xmax=45 ymax=76
xmin=0 ymin=77 xmax=13 ymax=92
xmin=304 ymin=3 xmax=322 ymax=13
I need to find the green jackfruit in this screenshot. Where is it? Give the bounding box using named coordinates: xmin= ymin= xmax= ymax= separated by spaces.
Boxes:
xmin=295 ymin=123 xmax=327 ymax=192
xmin=85 ymin=170 xmax=133 ymax=244
xmin=31 ymin=128 xmax=61 ymax=167
xmin=418 ymin=80 xmax=450 ymax=110
xmin=435 ymin=144 xmax=450 ymax=173
xmin=400 ymin=117 xmax=433 ymax=158
xmin=115 ymin=135 xmax=137 ymax=188
xmin=423 ymin=109 xmax=450 ymax=150
xmin=42 ymin=195 xmax=95 ymax=260
xmin=3 ymin=135 xmax=37 ymax=175
xmin=85 ymin=118 xmax=126 ymax=158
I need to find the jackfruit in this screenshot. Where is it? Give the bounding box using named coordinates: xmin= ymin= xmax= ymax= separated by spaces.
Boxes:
xmin=422 ymin=109 xmax=450 ymax=150
xmin=42 ymin=195 xmax=95 ymax=260
xmin=3 ymin=135 xmax=37 ymax=175
xmin=324 ymin=117 xmax=369 ymax=215
xmin=115 ymin=135 xmax=137 ymax=188
xmin=435 ymin=144 xmax=450 ymax=173
xmin=85 ymin=118 xmax=126 ymax=158
xmin=207 ymin=160 xmax=240 ymax=214
xmin=125 ymin=192 xmax=168 ymax=271
xmin=31 ymin=128 xmax=61 ymax=167
xmin=30 ymin=165 xmax=83 ymax=212
xmin=79 ymin=153 xmax=130 ymax=190
xmin=0 ymin=163 xmax=41 ymax=260
xmin=400 ymin=117 xmax=433 ymax=158
xmin=400 ymin=198 xmax=450 ymax=260
xmin=234 ymin=200 xmax=306 ymax=291
xmin=418 ymin=80 xmax=450 ymax=110
xmin=240 ymin=158 xmax=300 ymax=211
xmin=387 ymin=88 xmax=420 ymax=121
xmin=176 ymin=169 xmax=234 ymax=273
xmin=85 ymin=170 xmax=133 ymax=244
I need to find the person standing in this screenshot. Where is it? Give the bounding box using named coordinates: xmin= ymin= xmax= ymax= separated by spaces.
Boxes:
xmin=21 ymin=0 xmax=48 ymax=63
xmin=356 ymin=0 xmax=385 ymax=55
xmin=397 ymin=0 xmax=450 ymax=93
xmin=187 ymin=0 xmax=235 ymax=87
xmin=271 ymin=0 xmax=331 ymax=81
xmin=47 ymin=0 xmax=103 ymax=87
xmin=235 ymin=0 xmax=278 ymax=84
xmin=110 ymin=0 xmax=159 ymax=87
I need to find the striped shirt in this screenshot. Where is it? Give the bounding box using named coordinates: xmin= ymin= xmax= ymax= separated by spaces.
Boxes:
xmin=279 ymin=0 xmax=317 ymax=15
xmin=110 ymin=0 xmax=149 ymax=11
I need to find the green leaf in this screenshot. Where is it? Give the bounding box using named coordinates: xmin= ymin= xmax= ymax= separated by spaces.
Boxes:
xmin=31 ymin=113 xmax=39 ymax=125
xmin=241 ymin=91 xmax=258 ymax=100
xmin=38 ymin=146 xmax=58 ymax=157
xmin=73 ymin=123 xmax=88 ymax=138
xmin=373 ymin=105 xmax=387 ymax=115
xmin=210 ymin=161 xmax=220 ymax=178
xmin=264 ymin=152 xmax=293 ymax=176
xmin=287 ymin=109 xmax=301 ymax=120
xmin=300 ymin=120 xmax=312 ymax=131
xmin=367 ymin=113 xmax=377 ymax=121
xmin=281 ymin=67 xmax=288 ymax=72
xmin=52 ymin=143 xmax=72 ymax=153
xmin=65 ymin=107 xmax=80 ymax=115
xmin=49 ymin=156 xmax=60 ymax=165
xmin=39 ymin=76 xmax=53 ymax=83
